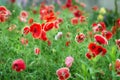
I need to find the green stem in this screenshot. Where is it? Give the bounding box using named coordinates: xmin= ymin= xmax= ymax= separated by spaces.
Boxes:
xmin=114 ymin=0 xmax=118 ymax=17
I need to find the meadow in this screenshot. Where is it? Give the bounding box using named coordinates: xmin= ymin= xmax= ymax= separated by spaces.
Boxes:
xmin=0 ymin=0 xmax=120 ymax=80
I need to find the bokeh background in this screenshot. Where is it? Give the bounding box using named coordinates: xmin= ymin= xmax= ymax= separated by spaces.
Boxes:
xmin=0 ymin=0 xmax=120 ymax=12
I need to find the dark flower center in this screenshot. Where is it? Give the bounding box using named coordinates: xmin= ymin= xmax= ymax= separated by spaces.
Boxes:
xmin=97 ymin=48 xmax=103 ymax=53
xmin=14 ymin=64 xmax=18 ymax=69
xmin=92 ymin=45 xmax=96 ymax=49
xmin=34 ymin=28 xmax=37 ymax=33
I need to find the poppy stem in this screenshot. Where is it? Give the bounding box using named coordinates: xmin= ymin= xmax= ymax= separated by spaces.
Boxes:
xmin=114 ymin=0 xmax=118 ymax=17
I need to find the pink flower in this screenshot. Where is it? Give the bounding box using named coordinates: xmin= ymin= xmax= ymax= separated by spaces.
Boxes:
xmin=65 ymin=56 xmax=74 ymax=68
xmin=19 ymin=11 xmax=28 ymax=22
xmin=12 ymin=59 xmax=26 ymax=72
xmin=20 ymin=11 xmax=28 ymax=18
xmin=94 ymin=34 xmax=108 ymax=45
xmin=20 ymin=37 xmax=28 ymax=45
xmin=56 ymin=67 xmax=71 ymax=80
xmin=80 ymin=2 xmax=86 ymax=8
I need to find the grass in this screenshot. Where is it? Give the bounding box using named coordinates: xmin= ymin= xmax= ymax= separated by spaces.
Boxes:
xmin=0 ymin=4 xmax=120 ymax=80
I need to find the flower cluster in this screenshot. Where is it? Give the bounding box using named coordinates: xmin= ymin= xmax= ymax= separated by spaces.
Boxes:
xmin=86 ymin=42 xmax=107 ymax=59
xmin=56 ymin=56 xmax=74 ymax=80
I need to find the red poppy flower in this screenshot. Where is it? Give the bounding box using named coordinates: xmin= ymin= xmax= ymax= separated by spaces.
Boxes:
xmin=43 ymin=13 xmax=57 ymax=22
xmin=92 ymin=23 xmax=97 ymax=27
xmin=20 ymin=37 xmax=28 ymax=45
xmin=75 ymin=33 xmax=85 ymax=43
xmin=12 ymin=59 xmax=26 ymax=72
xmin=73 ymin=10 xmax=82 ymax=18
xmin=71 ymin=17 xmax=79 ymax=25
xmin=92 ymin=22 xmax=106 ymax=32
xmin=0 ymin=6 xmax=7 ymax=10
xmin=34 ymin=48 xmax=40 ymax=55
xmin=43 ymin=22 xmax=54 ymax=31
xmin=32 ymin=10 xmax=37 ymax=14
xmin=65 ymin=56 xmax=74 ymax=68
xmin=94 ymin=34 xmax=108 ymax=45
xmin=30 ymin=23 xmax=42 ymax=39
xmin=115 ymin=59 xmax=120 ymax=70
xmin=47 ymin=40 xmax=51 ymax=46
xmin=102 ymin=31 xmax=113 ymax=40
xmin=88 ymin=42 xmax=97 ymax=52
xmin=101 ymin=47 xmax=107 ymax=56
xmin=92 ymin=6 xmax=99 ymax=11
xmin=115 ymin=59 xmax=120 ymax=76
xmin=56 ymin=67 xmax=71 ymax=80
xmin=28 ymin=18 xmax=34 ymax=24
xmin=0 ymin=14 xmax=5 ymax=22
xmin=66 ymin=41 xmax=70 ymax=46
xmin=0 ymin=6 xmax=11 ymax=22
xmin=94 ymin=45 xmax=104 ymax=55
xmin=85 ymin=52 xmax=92 ymax=59
xmin=0 ymin=6 xmax=7 ymax=14
xmin=23 ymin=26 xmax=30 ymax=35
xmin=98 ymin=22 xmax=106 ymax=32
xmin=116 ymin=39 xmax=120 ymax=50
xmin=58 ymin=18 xmax=63 ymax=23
xmin=65 ymin=0 xmax=72 ymax=8
xmin=45 ymin=15 xmax=57 ymax=22
xmin=79 ymin=16 xmax=86 ymax=23
xmin=40 ymin=30 xmax=48 ymax=41
xmin=10 ymin=0 xmax=16 ymax=3
xmin=116 ymin=18 xmax=120 ymax=27
xmin=54 ymin=20 xmax=60 ymax=29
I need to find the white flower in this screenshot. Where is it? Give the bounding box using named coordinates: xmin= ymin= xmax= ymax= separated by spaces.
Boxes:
xmin=55 ymin=32 xmax=63 ymax=40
